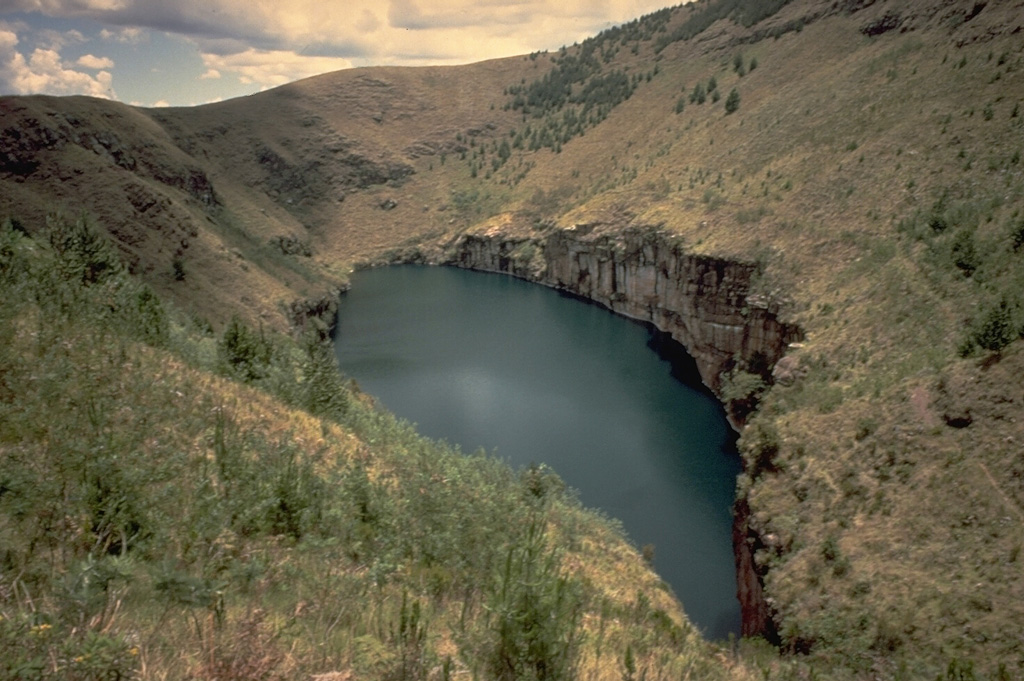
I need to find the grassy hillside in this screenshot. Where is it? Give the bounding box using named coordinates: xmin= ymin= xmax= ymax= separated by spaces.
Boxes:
xmin=3 ymin=0 xmax=1024 ymax=678
xmin=0 ymin=216 xmax=751 ymax=679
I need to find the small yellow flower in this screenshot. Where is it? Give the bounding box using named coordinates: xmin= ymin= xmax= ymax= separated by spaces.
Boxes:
xmin=129 ymin=647 xmax=139 ymax=656
xmin=74 ymin=656 xmax=85 ymax=663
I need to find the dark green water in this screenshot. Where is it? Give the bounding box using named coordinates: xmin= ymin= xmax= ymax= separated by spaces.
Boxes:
xmin=333 ymin=265 xmax=742 ymax=638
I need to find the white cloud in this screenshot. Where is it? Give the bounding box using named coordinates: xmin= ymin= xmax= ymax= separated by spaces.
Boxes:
xmin=355 ymin=9 xmax=380 ymax=33
xmin=0 ymin=24 xmax=115 ymax=97
xmin=151 ymin=98 xmax=169 ymax=106
xmin=8 ymin=0 xmax=676 ymax=63
xmin=99 ymin=26 xmax=145 ymax=43
xmin=76 ymin=52 xmax=114 ymax=68
xmin=0 ymin=31 xmax=17 ymax=61
xmin=200 ymin=48 xmax=352 ymax=88
xmin=13 ymin=0 xmax=129 ymax=10
xmin=37 ymin=28 xmax=85 ymax=49
xmin=3 ymin=0 xmax=683 ymax=102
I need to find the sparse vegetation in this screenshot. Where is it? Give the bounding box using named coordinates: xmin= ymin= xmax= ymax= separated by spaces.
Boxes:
xmin=4 ymin=0 xmax=1024 ymax=678
xmin=654 ymin=0 xmax=796 ymax=53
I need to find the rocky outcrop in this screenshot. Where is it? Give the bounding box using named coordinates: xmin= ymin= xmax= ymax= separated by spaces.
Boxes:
xmin=445 ymin=224 xmax=802 ymax=392
xmin=733 ymin=497 xmax=778 ymax=640
xmin=287 ymin=290 xmax=346 ymax=338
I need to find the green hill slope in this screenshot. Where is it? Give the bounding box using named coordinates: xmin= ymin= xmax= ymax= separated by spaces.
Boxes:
xmin=0 ymin=216 xmax=739 ymax=680
xmin=3 ymin=0 xmax=1024 ymax=678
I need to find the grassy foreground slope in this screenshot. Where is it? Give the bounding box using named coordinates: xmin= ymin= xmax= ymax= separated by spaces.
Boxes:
xmin=0 ymin=218 xmax=749 ymax=679
xmin=3 ymin=0 xmax=1024 ymax=678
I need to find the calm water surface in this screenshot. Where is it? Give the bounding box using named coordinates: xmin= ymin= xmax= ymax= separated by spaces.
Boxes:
xmin=334 ymin=265 xmax=741 ymax=638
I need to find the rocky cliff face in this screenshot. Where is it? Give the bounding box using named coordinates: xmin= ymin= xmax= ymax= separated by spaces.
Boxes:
xmin=439 ymin=222 xmax=802 ymax=637
xmin=446 ymin=224 xmax=802 ymax=392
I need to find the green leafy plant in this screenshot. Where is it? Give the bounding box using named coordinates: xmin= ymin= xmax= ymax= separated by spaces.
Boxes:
xmin=0 ymin=614 xmax=138 ymax=681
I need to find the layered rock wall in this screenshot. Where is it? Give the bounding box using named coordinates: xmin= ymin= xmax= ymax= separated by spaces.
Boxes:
xmin=447 ymin=226 xmax=801 ymax=391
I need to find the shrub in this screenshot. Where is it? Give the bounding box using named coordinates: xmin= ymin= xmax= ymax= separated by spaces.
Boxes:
xmin=821 ymin=535 xmax=841 ymax=562
xmin=725 ymin=88 xmax=741 ymax=114
xmin=950 ymin=229 xmax=978 ymax=276
xmin=265 ymin=444 xmax=325 ymax=539
xmin=961 ymin=297 xmax=1017 ymax=355
xmin=198 ymin=610 xmax=284 ymax=681
xmin=854 ymin=417 xmax=879 ymax=441
xmin=821 ymin=535 xmax=851 ymax=577
xmin=301 ymin=330 xmax=350 ymax=420
xmin=123 ymin=284 xmax=169 ymax=346
xmin=388 ymin=592 xmax=431 ymax=681
xmin=690 ymin=82 xmax=706 ymax=104
xmin=0 ymin=218 xmax=31 ymax=286
xmin=742 ymin=419 xmax=781 ymax=478
xmin=721 ymin=369 xmax=765 ymax=419
xmin=219 ymin=316 xmax=274 ymax=382
xmin=733 ymin=52 xmax=746 ymax=76
xmin=0 ymin=614 xmax=138 ymax=681
xmin=929 ymin=213 xmax=950 ymax=233
xmin=483 ymin=513 xmax=583 ymax=681
xmin=45 ymin=212 xmax=121 ymax=286
xmin=1009 ymin=218 xmax=1024 ymax=251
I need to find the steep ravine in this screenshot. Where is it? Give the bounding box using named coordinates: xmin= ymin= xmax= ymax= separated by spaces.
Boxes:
xmin=408 ymin=222 xmax=803 ymax=637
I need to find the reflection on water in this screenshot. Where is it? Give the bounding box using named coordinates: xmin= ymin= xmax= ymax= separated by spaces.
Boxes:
xmin=334 ymin=265 xmax=742 ymax=639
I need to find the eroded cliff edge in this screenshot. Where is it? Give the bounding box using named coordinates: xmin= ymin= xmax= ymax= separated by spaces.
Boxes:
xmin=414 ymin=222 xmax=803 ymax=637
xmin=442 ymin=224 xmax=802 ymax=395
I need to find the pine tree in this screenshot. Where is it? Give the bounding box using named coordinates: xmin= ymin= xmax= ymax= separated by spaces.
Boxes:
xmin=725 ymin=88 xmax=741 ymax=114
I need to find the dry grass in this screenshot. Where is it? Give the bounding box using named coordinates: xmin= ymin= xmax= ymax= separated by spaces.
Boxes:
xmin=4 ymin=0 xmax=1024 ymax=676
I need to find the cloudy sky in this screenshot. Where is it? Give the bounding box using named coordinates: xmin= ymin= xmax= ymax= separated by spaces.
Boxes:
xmin=0 ymin=0 xmax=677 ymax=107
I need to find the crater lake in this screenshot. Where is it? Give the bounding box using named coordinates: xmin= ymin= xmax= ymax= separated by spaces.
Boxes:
xmin=334 ymin=265 xmax=742 ymax=638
